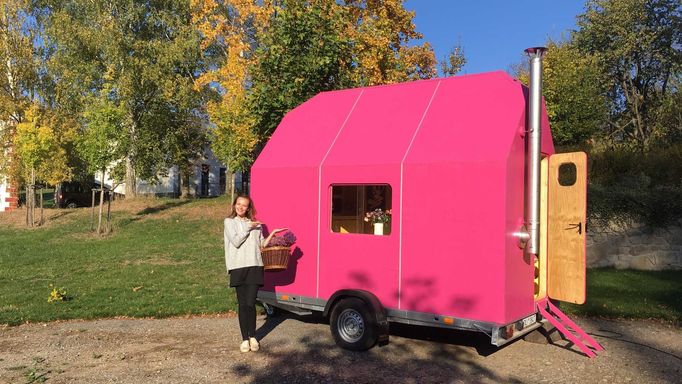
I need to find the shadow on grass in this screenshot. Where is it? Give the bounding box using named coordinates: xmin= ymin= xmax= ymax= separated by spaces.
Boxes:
xmin=135 ymin=200 xmax=192 ymax=216
xmin=247 ymin=312 xmax=518 ymax=384
xmin=47 ymin=210 xmax=75 ymax=221
xmin=564 ymin=269 xmax=682 ymax=324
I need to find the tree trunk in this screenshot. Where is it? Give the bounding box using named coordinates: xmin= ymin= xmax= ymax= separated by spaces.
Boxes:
xmin=30 ymin=168 xmax=35 ymax=227
xmin=90 ymin=189 xmax=96 ymax=231
xmin=97 ymin=168 xmax=106 ymax=234
xmin=226 ymin=170 xmax=234 ymax=199
xmin=97 ymin=187 xmax=104 ymax=234
xmin=106 ymin=192 xmax=112 ymax=232
xmin=24 ymin=186 xmax=29 ymax=226
xmin=39 ymin=187 xmax=43 ymax=226
xmin=125 ymin=116 xmax=138 ymax=199
xmin=230 ymin=174 xmax=236 ymax=202
xmin=179 ymin=165 xmax=192 ymax=199
xmin=125 ymin=155 xmax=136 ymax=199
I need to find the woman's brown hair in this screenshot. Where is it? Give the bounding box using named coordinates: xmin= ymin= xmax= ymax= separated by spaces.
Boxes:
xmin=228 ymin=195 xmax=257 ymax=220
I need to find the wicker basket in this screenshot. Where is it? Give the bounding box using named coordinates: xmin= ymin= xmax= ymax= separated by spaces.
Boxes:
xmin=261 ymin=246 xmax=290 ymax=272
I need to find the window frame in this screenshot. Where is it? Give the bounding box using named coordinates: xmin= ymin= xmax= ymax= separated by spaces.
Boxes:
xmin=329 ymin=183 xmax=393 ymax=236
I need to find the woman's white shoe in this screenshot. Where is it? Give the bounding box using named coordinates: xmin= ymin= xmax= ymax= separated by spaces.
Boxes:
xmin=240 ymin=340 xmax=250 ymax=353
xmin=249 ymin=337 xmax=260 ymax=352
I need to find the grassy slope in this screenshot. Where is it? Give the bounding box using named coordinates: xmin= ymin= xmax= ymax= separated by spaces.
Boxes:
xmin=1 ymin=198 xmax=680 ymax=325
xmin=0 ymin=197 xmax=233 ymax=325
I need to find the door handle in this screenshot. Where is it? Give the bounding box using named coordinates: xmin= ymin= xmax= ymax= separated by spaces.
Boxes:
xmin=565 ymin=222 xmax=582 ymax=234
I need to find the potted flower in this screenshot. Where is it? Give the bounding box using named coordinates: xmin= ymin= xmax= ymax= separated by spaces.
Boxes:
xmin=364 ymin=209 xmax=391 ymax=235
xmin=262 ymin=231 xmax=296 ymax=271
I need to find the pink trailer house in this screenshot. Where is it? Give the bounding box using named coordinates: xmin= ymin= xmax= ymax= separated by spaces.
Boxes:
xmin=252 ymin=49 xmax=603 ymax=357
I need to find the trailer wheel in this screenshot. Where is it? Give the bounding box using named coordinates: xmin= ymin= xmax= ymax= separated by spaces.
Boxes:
xmin=330 ymin=297 xmax=378 ymax=351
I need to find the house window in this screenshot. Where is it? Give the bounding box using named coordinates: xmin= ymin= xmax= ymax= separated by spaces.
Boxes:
xmin=330 ymin=184 xmax=392 ymax=235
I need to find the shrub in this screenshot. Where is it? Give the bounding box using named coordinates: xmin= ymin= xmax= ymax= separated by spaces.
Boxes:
xmin=587 ymin=144 xmax=682 ymax=228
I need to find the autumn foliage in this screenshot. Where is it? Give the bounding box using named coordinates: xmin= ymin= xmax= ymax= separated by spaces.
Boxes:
xmin=190 ymin=0 xmax=437 ymax=177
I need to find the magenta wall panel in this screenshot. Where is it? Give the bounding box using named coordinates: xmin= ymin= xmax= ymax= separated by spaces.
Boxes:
xmin=252 ymin=90 xmax=362 ymax=297
xmin=401 ymin=72 xmax=527 ymax=323
xmin=254 ymin=89 xmax=363 ymax=168
xmin=318 ymin=80 xmax=439 ymax=308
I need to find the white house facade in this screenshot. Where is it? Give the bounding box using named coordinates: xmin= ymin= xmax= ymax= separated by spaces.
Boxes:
xmin=98 ymin=147 xmax=237 ymax=198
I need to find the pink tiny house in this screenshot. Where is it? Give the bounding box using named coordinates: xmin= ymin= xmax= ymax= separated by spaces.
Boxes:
xmin=252 ymin=49 xmax=603 ymax=356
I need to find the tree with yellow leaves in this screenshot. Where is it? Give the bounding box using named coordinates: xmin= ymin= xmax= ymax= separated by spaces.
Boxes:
xmin=0 ymin=0 xmax=47 ymax=202
xmin=440 ymin=44 xmax=467 ymax=77
xmin=14 ymin=105 xmax=71 ymax=226
xmin=193 ymin=0 xmax=438 ymax=182
xmin=342 ymin=0 xmax=437 ymax=85
xmin=191 ymin=0 xmax=275 ymax=197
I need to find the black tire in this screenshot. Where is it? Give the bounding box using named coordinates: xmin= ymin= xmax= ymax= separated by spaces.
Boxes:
xmin=66 ymin=201 xmax=77 ymax=209
xmin=330 ymin=297 xmax=378 ymax=351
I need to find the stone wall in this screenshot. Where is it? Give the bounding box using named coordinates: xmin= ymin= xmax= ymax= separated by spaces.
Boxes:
xmin=587 ymin=221 xmax=682 ymax=270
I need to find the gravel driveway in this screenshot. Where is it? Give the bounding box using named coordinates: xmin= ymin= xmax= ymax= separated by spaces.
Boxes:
xmin=1 ymin=313 xmax=680 ymax=383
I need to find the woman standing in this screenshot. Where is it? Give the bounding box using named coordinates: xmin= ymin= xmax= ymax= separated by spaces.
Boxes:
xmin=224 ymin=195 xmax=286 ymax=353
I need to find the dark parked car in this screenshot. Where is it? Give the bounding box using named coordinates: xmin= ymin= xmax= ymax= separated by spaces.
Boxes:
xmin=55 ymin=181 xmax=109 ymax=208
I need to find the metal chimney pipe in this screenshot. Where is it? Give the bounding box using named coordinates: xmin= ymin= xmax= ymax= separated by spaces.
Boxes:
xmin=524 ymin=47 xmax=547 ymax=256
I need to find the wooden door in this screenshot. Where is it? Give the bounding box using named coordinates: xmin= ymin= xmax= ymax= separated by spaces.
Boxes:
xmin=547 ymin=152 xmax=587 ymax=304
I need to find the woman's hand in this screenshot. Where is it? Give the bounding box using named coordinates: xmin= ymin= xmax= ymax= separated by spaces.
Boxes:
xmin=262 ymin=227 xmax=289 ymax=247
xmin=249 ymin=221 xmax=262 ymax=229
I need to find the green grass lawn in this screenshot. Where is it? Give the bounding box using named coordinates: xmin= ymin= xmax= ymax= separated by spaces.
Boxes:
xmin=0 ymin=197 xmax=233 ymax=325
xmin=1 ymin=198 xmax=680 ymax=325
xmin=563 ymin=268 xmax=681 ymax=323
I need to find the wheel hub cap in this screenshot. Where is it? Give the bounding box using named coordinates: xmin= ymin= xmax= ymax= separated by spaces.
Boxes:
xmin=338 ymin=309 xmax=364 ymax=343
